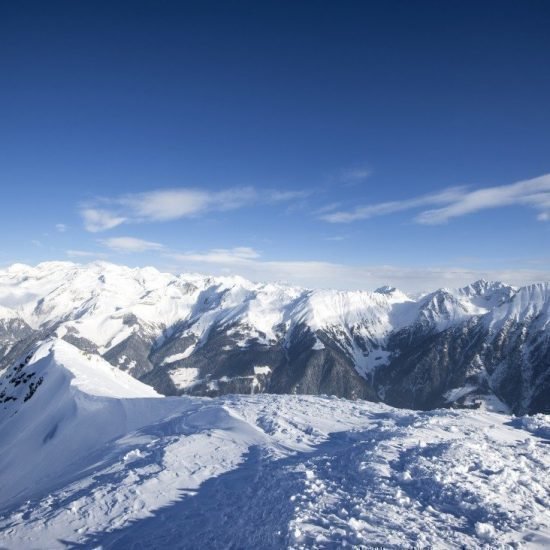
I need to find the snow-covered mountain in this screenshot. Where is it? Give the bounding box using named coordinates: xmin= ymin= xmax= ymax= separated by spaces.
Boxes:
xmin=0 ymin=338 xmax=549 ymax=548
xmin=0 ymin=261 xmax=549 ymax=414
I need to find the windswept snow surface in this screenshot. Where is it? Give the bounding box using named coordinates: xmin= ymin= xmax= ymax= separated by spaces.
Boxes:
xmin=0 ymin=339 xmax=549 ymax=549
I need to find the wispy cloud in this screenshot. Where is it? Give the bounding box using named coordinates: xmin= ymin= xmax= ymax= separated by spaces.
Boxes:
xmin=66 ymin=249 xmax=108 ymax=258
xmin=338 ymin=166 xmax=372 ymax=185
xmin=320 ymin=173 xmax=550 ymax=224
xmin=82 ymin=208 xmax=127 ymax=232
xmin=55 ymin=223 xmax=67 ymax=232
xmin=320 ymin=187 xmax=466 ymax=223
xmin=268 ymin=190 xmax=310 ymax=202
xmin=324 ymin=235 xmax=347 ymax=241
xmin=80 ymin=186 xmax=306 ymax=232
xmin=165 ymin=246 xmax=550 ymax=292
xmin=123 ymin=188 xmax=257 ymax=222
xmin=170 ymin=247 xmax=260 ymax=264
xmin=416 ymin=174 xmax=550 ymax=224
xmin=315 ymin=202 xmax=343 ymax=215
xmin=100 ymin=236 xmax=165 ymax=253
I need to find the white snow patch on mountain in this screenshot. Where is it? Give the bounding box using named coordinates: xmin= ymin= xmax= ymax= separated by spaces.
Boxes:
xmin=0 ymin=305 xmax=20 ymax=320
xmin=168 ymin=367 xmax=201 ymax=389
xmin=488 ymin=282 xmax=550 ymax=330
xmin=253 ymin=365 xmax=272 ymax=375
xmin=162 ymin=346 xmax=196 ymax=365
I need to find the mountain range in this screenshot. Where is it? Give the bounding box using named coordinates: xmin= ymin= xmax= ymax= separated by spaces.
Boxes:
xmin=1 ymin=261 xmax=549 ymax=415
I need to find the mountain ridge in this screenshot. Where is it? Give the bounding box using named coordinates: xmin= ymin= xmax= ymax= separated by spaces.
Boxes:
xmin=2 ymin=337 xmax=549 ymax=548
xmin=0 ymin=261 xmax=548 ymax=414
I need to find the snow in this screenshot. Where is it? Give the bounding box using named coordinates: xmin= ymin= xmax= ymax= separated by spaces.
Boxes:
xmin=0 ymin=261 xmax=204 ymax=346
xmin=0 ymin=261 xmax=545 ymax=387
xmin=311 ymin=338 xmax=325 ymax=350
xmin=0 ymin=304 xmax=19 ymax=320
xmin=50 ymin=340 xmax=161 ymax=398
xmin=0 ymin=261 xmax=413 ymax=384
xmin=0 ymin=341 xmax=549 ymax=548
xmin=0 ymin=261 xmax=417 ymax=359
xmin=443 ymin=384 xmax=478 ymax=402
xmin=290 ymin=288 xmax=414 ymax=335
xmin=168 ymin=367 xmax=201 ymax=389
xmin=253 ymin=365 xmax=272 ymax=375
xmin=488 ymin=282 xmax=550 ymax=330
xmin=414 ymin=280 xmax=517 ymax=333
xmin=1 ymin=262 xmax=550 ymax=546
xmin=162 ymin=346 xmax=196 ymax=364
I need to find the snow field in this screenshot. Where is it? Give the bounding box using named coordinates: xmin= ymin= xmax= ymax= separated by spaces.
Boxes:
xmin=0 ymin=339 xmax=549 ymax=548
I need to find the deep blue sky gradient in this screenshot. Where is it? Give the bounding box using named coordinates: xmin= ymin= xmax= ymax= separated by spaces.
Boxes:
xmin=1 ymin=1 xmax=549 ymax=289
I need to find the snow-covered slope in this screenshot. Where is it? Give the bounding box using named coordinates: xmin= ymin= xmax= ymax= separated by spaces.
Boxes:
xmin=0 ymin=261 xmax=412 ymax=353
xmin=488 ymin=282 xmax=550 ymax=329
xmin=414 ymin=279 xmax=516 ymax=332
xmin=0 ymin=339 xmax=186 ymax=508
xmin=482 ymin=283 xmax=550 ymax=415
xmin=0 ymin=261 xmax=548 ymax=413
xmin=0 ymin=344 xmax=548 ymax=548
xmin=0 ymin=305 xmax=33 ymax=364
xmin=0 ymin=262 xmax=417 ymax=397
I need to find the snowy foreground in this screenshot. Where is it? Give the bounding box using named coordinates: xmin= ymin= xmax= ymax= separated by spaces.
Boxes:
xmin=1 ymin=341 xmax=550 ymax=549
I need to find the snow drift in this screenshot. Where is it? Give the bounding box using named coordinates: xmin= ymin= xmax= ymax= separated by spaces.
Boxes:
xmin=0 ymin=339 xmax=549 ymax=548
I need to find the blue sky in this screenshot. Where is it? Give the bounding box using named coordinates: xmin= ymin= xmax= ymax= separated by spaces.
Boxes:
xmin=1 ymin=0 xmax=549 ymax=291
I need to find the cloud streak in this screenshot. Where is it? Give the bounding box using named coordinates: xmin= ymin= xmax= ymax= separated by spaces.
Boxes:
xmin=320 ymin=173 xmax=550 ymax=224
xmin=66 ymin=249 xmax=108 ymax=258
xmin=416 ymin=174 xmax=550 ymax=224
xmin=170 ymin=247 xmax=260 ymax=264
xmin=165 ymin=246 xmax=550 ymax=292
xmin=81 ymin=186 xmax=306 ymax=232
xmin=338 ymin=166 xmax=372 ymax=185
xmin=321 ymin=188 xmax=465 ymax=223
xmin=101 ymin=236 xmax=165 ymax=253
xmin=82 ymin=209 xmax=127 ymax=233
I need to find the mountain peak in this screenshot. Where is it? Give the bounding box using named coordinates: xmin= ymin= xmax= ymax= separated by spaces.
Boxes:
xmin=375 ymin=285 xmax=397 ymax=294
